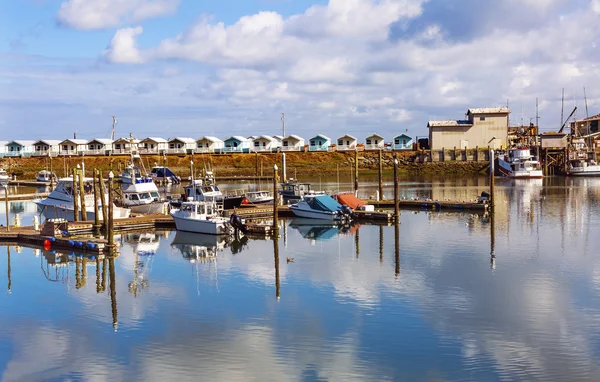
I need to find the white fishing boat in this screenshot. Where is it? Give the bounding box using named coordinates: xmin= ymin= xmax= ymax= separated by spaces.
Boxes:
xmin=244 ymin=190 xmax=274 ymax=204
xmin=36 ymin=170 xmax=57 ymax=183
xmin=289 ymin=194 xmax=351 ymax=221
xmin=497 ymin=147 xmax=543 ymax=179
xmin=35 ymin=176 xmax=131 ymax=221
xmin=176 ymin=173 xmax=245 ymax=210
xmin=119 ymin=156 xmax=168 ymax=214
xmin=0 ymin=168 xmax=9 ymax=187
xmin=170 ymin=201 xmax=233 ymax=235
xmin=567 ymin=154 xmax=600 ymax=176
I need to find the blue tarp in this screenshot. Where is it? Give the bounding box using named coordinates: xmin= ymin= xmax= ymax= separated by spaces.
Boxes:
xmin=151 ymin=167 xmax=178 ymax=178
xmin=307 ymin=195 xmax=343 ymax=212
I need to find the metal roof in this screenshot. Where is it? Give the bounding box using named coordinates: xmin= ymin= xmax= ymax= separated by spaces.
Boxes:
xmin=310 ymin=134 xmax=331 ymax=141
xmin=365 ymin=133 xmax=384 ymax=140
xmin=255 ymin=135 xmax=276 ymax=142
xmin=140 ymin=137 xmax=168 ymax=143
xmin=197 ymin=136 xmax=223 ymax=143
xmin=337 ymin=134 xmax=357 ymax=141
xmin=224 ymin=136 xmax=249 ymax=142
xmin=33 ymin=140 xmax=61 ymax=145
xmin=467 ymin=107 xmax=510 ymax=115
xmin=59 ymin=139 xmax=87 ymax=145
xmin=87 ymin=138 xmax=113 ymax=145
xmin=427 ymin=120 xmax=473 ymax=128
xmin=7 ymin=140 xmax=35 ymax=146
xmin=169 ymin=137 xmax=196 ymax=144
xmin=284 ymin=135 xmax=304 ymax=142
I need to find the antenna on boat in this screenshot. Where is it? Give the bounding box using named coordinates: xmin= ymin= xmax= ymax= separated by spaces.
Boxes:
xmin=561 ymin=88 xmax=565 ymax=127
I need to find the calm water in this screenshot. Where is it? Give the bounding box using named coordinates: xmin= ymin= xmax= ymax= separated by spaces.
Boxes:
xmin=1 ymin=177 xmax=600 ymax=381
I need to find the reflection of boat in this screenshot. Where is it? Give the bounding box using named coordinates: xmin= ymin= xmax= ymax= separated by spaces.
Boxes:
xmin=0 ymin=168 xmax=9 ymax=187
xmin=170 ymin=231 xmax=228 ymax=260
xmin=35 ymin=177 xmax=131 ymax=221
xmin=290 ymin=218 xmax=341 ymax=241
xmin=123 ymin=232 xmax=161 ymax=255
xmin=36 ymin=170 xmax=57 ymax=183
xmin=498 ymin=147 xmax=543 ymax=178
xmin=289 ymin=194 xmax=350 ymax=221
xmin=170 ymin=201 xmax=232 ymax=235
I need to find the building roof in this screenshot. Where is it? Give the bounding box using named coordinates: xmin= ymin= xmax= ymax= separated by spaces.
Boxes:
xmin=310 ymin=134 xmax=331 ymax=141
xmin=33 ymin=140 xmax=61 ymax=146
xmin=581 ymin=113 xmax=600 ymax=121
xmin=168 ymin=137 xmax=196 ymax=144
xmin=197 ymin=136 xmax=223 ymax=143
xmin=337 ymin=134 xmax=357 ymax=141
xmin=140 ymin=137 xmax=168 ymax=143
xmin=113 ymin=137 xmax=140 ymax=144
xmin=87 ymin=138 xmax=114 ymax=145
xmin=365 ymin=133 xmax=384 ymax=140
xmin=273 ymin=135 xmax=283 ymax=141
xmin=255 ymin=135 xmax=277 ymax=142
xmin=59 ymin=139 xmax=88 ymax=145
xmin=393 ymin=133 xmax=412 ymax=139
xmin=7 ymin=140 xmax=36 ymax=146
xmin=284 ymin=134 xmax=304 ymax=142
xmin=224 ymin=136 xmax=249 ymax=142
xmin=427 ymin=120 xmax=473 ymax=128
xmin=467 ymin=107 xmax=510 ymax=115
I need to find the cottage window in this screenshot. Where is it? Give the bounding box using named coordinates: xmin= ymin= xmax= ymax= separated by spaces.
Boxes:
xmin=151 ymin=144 xmax=155 ymax=149
xmin=402 ymin=139 xmax=407 ymax=145
xmin=9 ymin=147 xmax=14 ymax=152
xmin=283 ymin=141 xmax=289 ymax=147
xmin=310 ymin=140 xmax=316 ymax=146
xmin=115 ymin=144 xmax=121 ymax=149
xmin=17 ymin=147 xmax=21 ymax=151
xmin=338 ymin=140 xmax=343 ymax=145
xmin=234 ymin=142 xmax=238 ymax=148
xmin=70 ymin=145 xmax=74 ymax=150
xmin=374 ymin=140 xmax=378 ymax=144
xmin=366 ymin=139 xmax=372 ymax=145
xmin=394 ymin=139 xmax=400 ymax=145
xmin=169 ymin=143 xmax=175 ymax=149
xmin=254 ymin=141 xmax=260 ymax=147
xmin=480 ymin=116 xmax=486 ymax=121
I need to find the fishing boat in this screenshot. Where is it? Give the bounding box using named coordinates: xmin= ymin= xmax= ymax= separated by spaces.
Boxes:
xmin=36 ymin=170 xmax=57 ymax=183
xmin=244 ymin=190 xmax=274 ymax=204
xmin=280 ymin=179 xmax=324 ymax=204
xmin=175 ymin=172 xmax=245 ymax=210
xmin=497 ymin=147 xmax=543 ymax=179
xmin=35 ymin=176 xmax=131 ymax=221
xmin=119 ymin=156 xmax=168 ymax=214
xmin=289 ymin=194 xmax=352 ymax=221
xmin=170 ymin=200 xmax=233 ymax=235
xmin=150 ymin=165 xmax=181 ymax=184
xmin=567 ymin=158 xmax=600 ymax=176
xmin=0 ymin=168 xmax=9 ymax=187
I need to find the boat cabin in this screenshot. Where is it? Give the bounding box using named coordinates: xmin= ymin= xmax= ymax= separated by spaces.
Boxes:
xmin=184 ymin=180 xmax=224 ymax=204
xmin=280 ymin=180 xmax=322 ymax=204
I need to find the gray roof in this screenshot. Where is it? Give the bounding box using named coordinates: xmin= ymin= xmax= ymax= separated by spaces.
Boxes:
xmin=7 ymin=140 xmax=36 ymax=146
xmin=141 ymin=137 xmax=168 ymax=143
xmin=169 ymin=137 xmax=196 ymax=144
xmin=59 ymin=139 xmax=88 ymax=145
xmin=33 ymin=140 xmax=61 ymax=146
xmin=467 ymin=107 xmax=510 ymax=115
xmin=337 ymin=134 xmax=357 ymax=141
xmin=87 ymin=138 xmax=113 ymax=145
xmin=427 ymin=120 xmax=473 ymax=128
xmin=197 ymin=136 xmax=223 ymax=143
xmin=310 ymin=134 xmax=331 ymax=141
xmin=284 ymin=135 xmax=304 ymax=142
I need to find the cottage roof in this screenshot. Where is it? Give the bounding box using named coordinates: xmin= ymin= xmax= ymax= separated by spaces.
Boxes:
xmin=365 ymin=133 xmax=384 ymax=140
xmin=224 ymin=136 xmax=249 ymax=142
xmin=467 ymin=107 xmax=510 ymax=115
xmin=7 ymin=140 xmax=35 ymax=146
xmin=393 ymin=133 xmax=412 ymax=139
xmin=87 ymin=138 xmax=113 ymax=145
xmin=337 ymin=134 xmax=357 ymax=141
xmin=113 ymin=137 xmax=140 ymax=144
xmin=310 ymin=134 xmax=331 ymax=141
xmin=59 ymin=139 xmax=87 ymax=145
xmin=197 ymin=136 xmax=223 ymax=143
xmin=427 ymin=120 xmax=473 ymax=128
xmin=273 ymin=135 xmax=283 ymax=141
xmin=33 ymin=140 xmax=61 ymax=146
xmin=141 ymin=137 xmax=168 ymax=143
xmin=169 ymin=137 xmax=195 ymax=144
xmin=284 ymin=134 xmax=304 ymax=142
xmin=255 ymin=135 xmax=276 ymax=142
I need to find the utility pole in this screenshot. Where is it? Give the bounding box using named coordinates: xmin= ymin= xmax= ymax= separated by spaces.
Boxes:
xmin=281 ymin=112 xmax=285 ymax=138
xmin=111 ymin=116 xmax=117 ymax=141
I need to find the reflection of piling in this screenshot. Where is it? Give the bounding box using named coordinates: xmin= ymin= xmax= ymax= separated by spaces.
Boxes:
xmin=72 ymin=168 xmax=79 ymax=222
xmin=490 ymin=207 xmax=496 ymax=270
xmin=96 ymin=257 xmax=101 ymax=293
xmin=489 ymin=148 xmax=495 ymax=211
xmin=378 ymin=149 xmax=383 ymax=200
xmin=394 ymin=222 xmax=400 ymax=277
xmin=75 ymin=256 xmax=82 ymax=289
xmin=81 ymin=256 xmax=87 ymax=288
xmin=107 ymin=172 xmax=115 ymax=248
xmin=273 ymin=234 xmax=280 ymax=299
xmin=355 ymin=227 xmax=360 ymax=258
xmin=272 ymin=165 xmax=279 ymax=234
xmin=101 ymin=258 xmax=107 ymax=292
xmin=93 ymin=169 xmax=100 ymax=232
xmin=4 ymin=186 xmax=9 ymax=232
xmin=7 ymin=246 xmax=11 ymax=292
xmin=354 ymin=149 xmax=359 ymax=195
xmin=379 ymin=225 xmax=384 ymax=264
xmin=109 ymin=256 xmax=118 ymax=330
xmin=393 ymin=158 xmax=399 ymax=224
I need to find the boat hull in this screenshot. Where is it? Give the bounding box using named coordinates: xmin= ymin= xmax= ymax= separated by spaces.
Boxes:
xmin=35 ymin=199 xmax=131 ymax=222
xmin=0 ymin=178 xmax=9 ymax=187
xmin=567 ymin=165 xmax=600 ymax=176
xmin=289 ymin=205 xmax=340 ymax=221
xmin=127 ymin=201 xmax=168 ymax=215
xmin=224 ymin=196 xmax=244 ymax=209
xmin=171 ymin=214 xmax=230 ymax=235
xmin=498 ymin=159 xmax=543 ymax=179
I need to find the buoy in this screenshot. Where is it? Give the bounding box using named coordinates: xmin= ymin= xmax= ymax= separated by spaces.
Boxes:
xmin=68 ymin=240 xmax=75 ymax=247
xmin=43 ymin=239 xmax=51 ymax=247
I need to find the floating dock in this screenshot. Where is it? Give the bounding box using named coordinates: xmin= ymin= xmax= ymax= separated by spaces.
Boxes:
xmin=369 ymin=199 xmax=488 ymax=211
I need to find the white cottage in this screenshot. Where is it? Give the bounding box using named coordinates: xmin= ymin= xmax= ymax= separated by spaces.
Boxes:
xmin=86 ymin=139 xmax=113 ymax=156
xmin=167 ymin=137 xmax=196 ymax=154
xmin=252 ymin=135 xmax=280 ymax=152
xmin=364 ymin=134 xmax=385 ymax=151
xmin=281 ymin=135 xmax=305 ymax=152
xmin=195 ymin=136 xmax=224 ymax=153
xmin=59 ymin=139 xmax=87 ymax=156
xmin=32 ymin=140 xmax=61 ymax=157
xmin=139 ymin=137 xmax=168 ymax=154
xmin=336 ymin=135 xmax=357 ymax=151
xmin=112 ymin=138 xmax=140 ymax=155
xmin=5 ymin=140 xmax=35 ymax=157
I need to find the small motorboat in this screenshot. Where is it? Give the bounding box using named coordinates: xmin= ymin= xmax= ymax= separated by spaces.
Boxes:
xmin=0 ymin=168 xmax=9 ymax=187
xmin=170 ymin=201 xmax=234 ymax=235
xmin=36 ymin=170 xmax=57 ymax=183
xmin=497 ymin=147 xmax=543 ymax=179
xmin=280 ymin=179 xmax=324 ymax=204
xmin=119 ymin=156 xmax=168 ymax=214
xmin=289 ymin=194 xmax=352 ymax=221
xmin=567 ymin=158 xmax=600 ymax=176
xmin=173 ymin=172 xmax=244 ymax=210
xmin=244 ymin=190 xmax=274 ymax=204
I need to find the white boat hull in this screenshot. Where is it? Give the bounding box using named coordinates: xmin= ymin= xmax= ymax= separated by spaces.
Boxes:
xmin=568 ymin=165 xmax=600 ymax=176
xmin=289 ymin=205 xmax=340 ymax=221
xmin=498 ymin=159 xmax=543 ymax=179
xmin=171 ymin=214 xmax=230 ymax=235
xmin=128 ymin=202 xmax=168 ymax=215
xmin=35 ymin=199 xmax=131 ymax=222
xmin=0 ymin=177 xmax=9 ymax=187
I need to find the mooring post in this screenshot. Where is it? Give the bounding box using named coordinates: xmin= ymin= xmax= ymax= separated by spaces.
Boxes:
xmin=255 ymin=152 xmax=259 ymax=176
xmin=107 ymin=171 xmax=115 ymax=248
xmin=78 ymin=168 xmax=87 ymax=221
xmin=393 ymin=157 xmax=399 ymax=224
xmin=98 ymin=171 xmax=108 ymax=231
xmin=273 ymin=230 xmax=280 ymax=300
xmin=490 ymin=204 xmax=496 ymax=270
xmin=4 ymin=186 xmax=9 ymax=232
xmin=272 ymin=164 xmax=279 ymax=235
xmin=93 ymin=169 xmax=100 ymax=232
xmin=354 ymin=149 xmax=359 ymax=196
xmin=378 ymin=149 xmax=383 ymax=201
xmin=282 ymin=152 xmax=287 ymax=181
xmin=72 ymin=168 xmax=79 ymax=222
xmin=489 ymin=148 xmax=495 ymax=211
xmin=395 ymin=221 xmax=400 ymax=277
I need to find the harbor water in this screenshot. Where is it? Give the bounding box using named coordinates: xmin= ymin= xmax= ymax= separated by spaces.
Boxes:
xmin=1 ymin=176 xmax=600 ymax=381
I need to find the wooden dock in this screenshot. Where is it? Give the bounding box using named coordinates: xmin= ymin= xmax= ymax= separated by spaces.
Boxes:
xmin=6 ymin=192 xmax=49 ymax=201
xmin=369 ymin=199 xmax=487 ymax=211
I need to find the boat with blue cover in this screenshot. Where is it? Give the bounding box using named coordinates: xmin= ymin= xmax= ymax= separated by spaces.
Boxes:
xmin=289 ymin=194 xmax=352 ymax=221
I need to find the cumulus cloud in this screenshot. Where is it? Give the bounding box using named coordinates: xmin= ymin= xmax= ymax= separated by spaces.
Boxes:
xmin=57 ymin=0 xmax=179 ymax=30
xmin=103 ymin=26 xmax=145 ymax=63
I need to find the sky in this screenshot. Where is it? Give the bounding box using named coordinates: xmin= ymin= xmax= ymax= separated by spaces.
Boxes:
xmin=0 ymin=0 xmax=599 ymax=141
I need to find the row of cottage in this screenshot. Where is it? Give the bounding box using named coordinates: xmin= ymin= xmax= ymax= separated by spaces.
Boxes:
xmin=0 ymin=133 xmax=414 ymax=157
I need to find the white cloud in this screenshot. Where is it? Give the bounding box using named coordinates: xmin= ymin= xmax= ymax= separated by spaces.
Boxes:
xmin=57 ymin=0 xmax=179 ymax=30
xmin=103 ymin=26 xmax=145 ymax=64
xmin=592 ymin=0 xmax=600 ymax=13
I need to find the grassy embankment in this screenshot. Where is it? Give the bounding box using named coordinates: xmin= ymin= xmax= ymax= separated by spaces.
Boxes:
xmin=0 ymin=151 xmax=489 ymax=179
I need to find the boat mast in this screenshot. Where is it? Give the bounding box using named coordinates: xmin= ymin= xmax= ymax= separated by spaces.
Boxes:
xmin=111 ymin=116 xmax=117 ymax=141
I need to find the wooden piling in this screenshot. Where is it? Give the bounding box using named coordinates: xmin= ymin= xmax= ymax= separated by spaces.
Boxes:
xmin=354 ymin=149 xmax=359 ymax=195
xmin=4 ymin=186 xmax=9 ymax=232
xmin=272 ymin=165 xmax=279 ymax=234
xmin=393 ymin=157 xmax=399 ymax=223
xmin=78 ymin=168 xmax=87 ymax=221
xmin=93 ymin=169 xmax=100 ymax=232
xmin=378 ymin=149 xmax=383 ymax=200
xmin=255 ymin=152 xmax=259 ymax=176
xmin=72 ymin=168 xmax=79 ymax=222
xmin=98 ymin=171 xmax=108 ymax=230
xmin=107 ymin=172 xmax=115 ymax=247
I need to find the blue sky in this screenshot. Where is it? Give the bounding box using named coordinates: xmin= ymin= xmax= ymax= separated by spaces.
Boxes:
xmin=0 ymin=0 xmax=599 ymax=140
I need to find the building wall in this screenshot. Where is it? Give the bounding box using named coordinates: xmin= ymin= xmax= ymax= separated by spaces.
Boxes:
xmin=430 ymin=113 xmax=508 ymax=150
